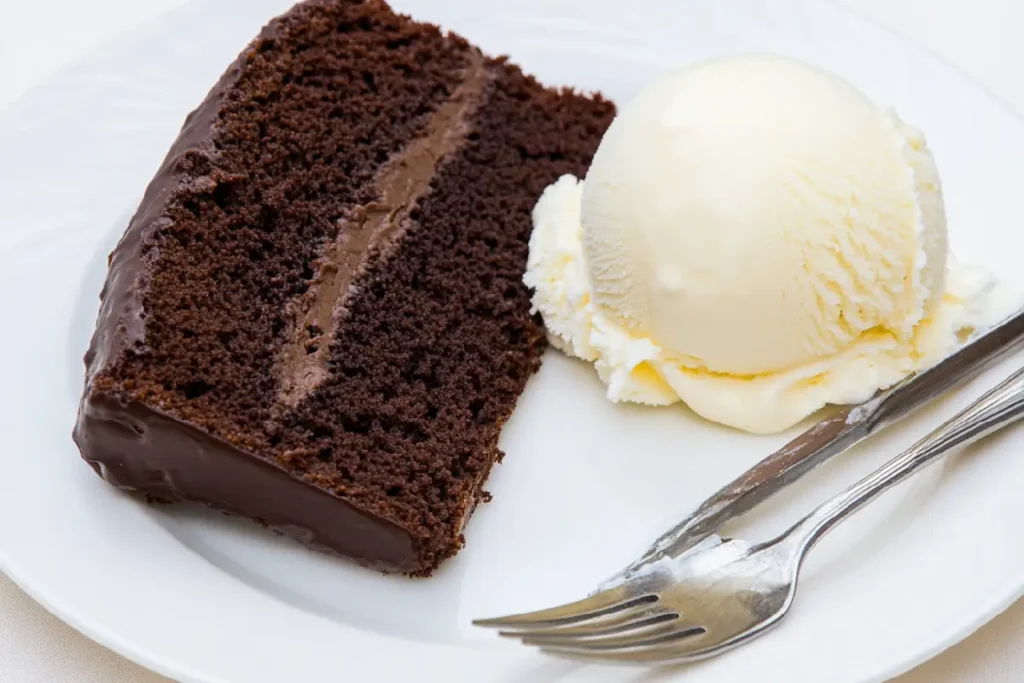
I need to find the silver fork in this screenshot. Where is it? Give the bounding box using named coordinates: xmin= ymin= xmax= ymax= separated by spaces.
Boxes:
xmin=476 ymin=364 xmax=1024 ymax=663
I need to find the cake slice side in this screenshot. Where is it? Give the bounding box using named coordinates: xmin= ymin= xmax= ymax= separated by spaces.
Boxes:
xmin=74 ymin=0 xmax=614 ymax=574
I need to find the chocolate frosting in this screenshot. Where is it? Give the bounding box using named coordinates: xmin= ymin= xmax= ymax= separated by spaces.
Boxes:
xmin=77 ymin=393 xmax=416 ymax=570
xmin=72 ymin=12 xmax=487 ymax=573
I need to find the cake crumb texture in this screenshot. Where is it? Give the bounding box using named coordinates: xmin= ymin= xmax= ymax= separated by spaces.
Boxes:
xmin=81 ymin=0 xmax=614 ymax=573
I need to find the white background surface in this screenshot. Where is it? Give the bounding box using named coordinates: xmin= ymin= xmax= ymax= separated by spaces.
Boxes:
xmin=2 ymin=1 xmax=1024 ymax=681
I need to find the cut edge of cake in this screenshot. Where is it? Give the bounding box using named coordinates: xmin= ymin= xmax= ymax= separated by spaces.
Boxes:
xmin=74 ymin=0 xmax=615 ymax=574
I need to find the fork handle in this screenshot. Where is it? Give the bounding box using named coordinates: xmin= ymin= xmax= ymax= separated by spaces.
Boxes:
xmin=789 ymin=364 xmax=1024 ymax=554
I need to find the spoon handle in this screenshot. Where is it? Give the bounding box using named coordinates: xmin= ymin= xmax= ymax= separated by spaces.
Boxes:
xmin=790 ymin=364 xmax=1024 ymax=553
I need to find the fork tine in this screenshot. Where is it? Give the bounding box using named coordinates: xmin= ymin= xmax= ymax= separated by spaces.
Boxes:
xmin=501 ymin=610 xmax=676 ymax=641
xmin=473 ymin=585 xmax=653 ymax=629
xmin=520 ymin=617 xmax=697 ymax=649
xmin=538 ymin=628 xmax=714 ymax=663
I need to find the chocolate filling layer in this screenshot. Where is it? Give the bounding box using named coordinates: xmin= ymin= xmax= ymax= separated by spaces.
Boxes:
xmin=279 ymin=52 xmax=490 ymax=406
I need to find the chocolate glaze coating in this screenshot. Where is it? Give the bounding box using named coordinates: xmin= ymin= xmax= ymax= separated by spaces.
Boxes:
xmin=78 ymin=393 xmax=417 ymax=570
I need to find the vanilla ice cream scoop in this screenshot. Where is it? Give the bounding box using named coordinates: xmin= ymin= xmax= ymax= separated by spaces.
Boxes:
xmin=583 ymin=54 xmax=948 ymax=375
xmin=525 ymin=54 xmax=1004 ymax=434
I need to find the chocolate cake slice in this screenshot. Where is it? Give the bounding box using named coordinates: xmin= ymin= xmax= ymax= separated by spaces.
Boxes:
xmin=73 ymin=0 xmax=614 ymax=574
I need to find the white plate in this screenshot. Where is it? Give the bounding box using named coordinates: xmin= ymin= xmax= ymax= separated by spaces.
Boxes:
xmin=2 ymin=0 xmax=1024 ymax=681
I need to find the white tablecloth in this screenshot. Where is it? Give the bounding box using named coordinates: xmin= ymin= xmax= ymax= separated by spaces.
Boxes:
xmin=2 ymin=0 xmax=1023 ymax=681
